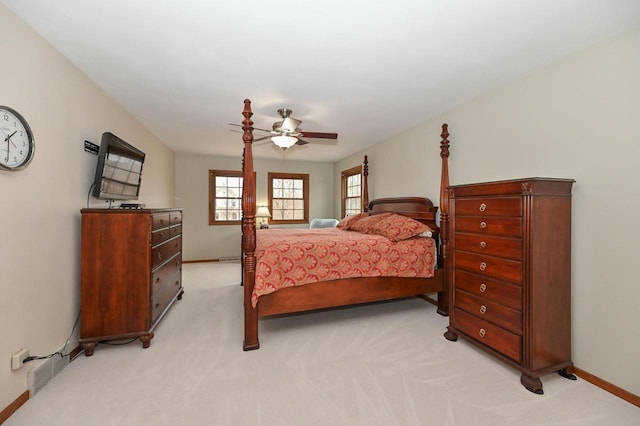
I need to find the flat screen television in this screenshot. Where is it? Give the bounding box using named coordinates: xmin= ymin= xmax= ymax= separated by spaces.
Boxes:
xmin=92 ymin=132 xmax=145 ymax=201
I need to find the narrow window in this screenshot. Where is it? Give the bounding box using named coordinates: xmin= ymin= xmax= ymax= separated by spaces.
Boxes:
xmin=209 ymin=170 xmax=243 ymax=225
xmin=341 ymin=165 xmax=362 ymax=218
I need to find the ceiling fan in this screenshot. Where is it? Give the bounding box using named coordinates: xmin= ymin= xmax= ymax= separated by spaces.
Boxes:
xmin=230 ymin=108 xmax=338 ymax=149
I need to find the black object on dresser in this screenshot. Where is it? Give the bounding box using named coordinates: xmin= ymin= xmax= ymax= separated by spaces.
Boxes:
xmin=80 ymin=208 xmax=184 ymax=356
xmin=444 ymin=178 xmax=575 ymax=394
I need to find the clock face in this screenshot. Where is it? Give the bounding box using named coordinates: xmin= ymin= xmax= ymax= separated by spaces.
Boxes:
xmin=0 ymin=106 xmax=35 ymax=170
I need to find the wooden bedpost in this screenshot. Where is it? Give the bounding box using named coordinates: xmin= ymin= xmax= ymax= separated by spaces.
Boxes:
xmin=242 ymin=99 xmax=260 ymax=350
xmin=362 ymin=155 xmax=369 ymax=212
xmin=438 ymin=123 xmax=451 ymax=316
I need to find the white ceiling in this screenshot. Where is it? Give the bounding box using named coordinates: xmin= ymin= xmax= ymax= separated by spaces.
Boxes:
xmin=3 ymin=1 xmax=640 ymax=162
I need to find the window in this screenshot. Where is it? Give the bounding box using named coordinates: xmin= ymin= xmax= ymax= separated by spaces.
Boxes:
xmin=341 ymin=165 xmax=363 ymax=218
xmin=268 ymin=172 xmax=309 ymax=225
xmin=209 ymin=170 xmax=243 ymax=225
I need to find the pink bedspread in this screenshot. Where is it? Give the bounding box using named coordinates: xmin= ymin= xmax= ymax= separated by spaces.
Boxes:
xmin=252 ymin=228 xmax=436 ymax=307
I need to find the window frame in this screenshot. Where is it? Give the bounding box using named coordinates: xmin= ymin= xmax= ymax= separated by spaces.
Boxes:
xmin=268 ymin=172 xmax=310 ymax=225
xmin=209 ymin=169 xmax=244 ymax=226
xmin=341 ymin=164 xmax=363 ymax=218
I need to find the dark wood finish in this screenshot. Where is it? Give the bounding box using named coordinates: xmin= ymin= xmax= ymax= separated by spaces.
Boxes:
xmin=298 ymin=131 xmax=338 ymax=139
xmin=444 ymin=178 xmax=574 ymax=394
xmin=362 ymin=155 xmax=369 ymax=210
xmin=241 ymin=100 xmax=259 ymax=351
xmin=573 ymin=367 xmax=640 ymax=408
xmin=0 ymin=390 xmax=29 ymax=424
xmin=258 ymin=269 xmax=445 ymax=316
xmin=240 ymin=98 xmax=451 ymax=351
xmin=79 ymin=208 xmax=184 ymax=356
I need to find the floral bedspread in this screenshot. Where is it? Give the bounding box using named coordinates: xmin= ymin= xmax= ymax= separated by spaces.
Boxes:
xmin=252 ymin=228 xmax=436 ymax=307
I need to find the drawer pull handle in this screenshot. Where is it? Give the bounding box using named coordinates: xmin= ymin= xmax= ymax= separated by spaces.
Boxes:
xmin=479 ymin=203 xmax=487 ymax=212
xmin=479 ymin=328 xmax=486 ymax=338
xmin=480 ymin=241 xmax=487 ymax=249
xmin=479 ymin=262 xmax=487 ymax=271
xmin=480 ymin=221 xmax=487 ymax=229
xmin=157 ymin=252 xmax=163 ymax=260
xmin=480 ymin=305 xmax=487 ymax=315
xmin=155 ymin=277 xmax=161 ymax=283
xmin=479 ymin=283 xmax=487 ymax=292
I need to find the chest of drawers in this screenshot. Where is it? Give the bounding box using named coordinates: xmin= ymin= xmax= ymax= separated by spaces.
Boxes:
xmin=444 ymin=178 xmax=574 ymax=394
xmin=80 ymin=208 xmax=184 ymax=356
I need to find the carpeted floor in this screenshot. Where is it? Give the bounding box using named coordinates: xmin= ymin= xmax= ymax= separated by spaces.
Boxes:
xmin=6 ymin=262 xmax=639 ymax=425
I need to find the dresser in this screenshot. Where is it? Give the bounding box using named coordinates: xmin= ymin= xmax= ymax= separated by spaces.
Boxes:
xmin=443 ymin=178 xmax=575 ymax=394
xmin=80 ymin=208 xmax=184 ymax=356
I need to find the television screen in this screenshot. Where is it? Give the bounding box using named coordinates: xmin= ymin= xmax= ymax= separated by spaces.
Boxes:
xmin=92 ymin=132 xmax=145 ymax=201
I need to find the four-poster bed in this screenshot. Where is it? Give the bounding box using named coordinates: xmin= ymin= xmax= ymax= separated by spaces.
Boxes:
xmin=240 ymin=99 xmax=451 ymax=351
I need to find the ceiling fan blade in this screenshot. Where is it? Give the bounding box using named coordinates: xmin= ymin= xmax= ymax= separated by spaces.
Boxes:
xmin=298 ymin=131 xmax=338 ymax=139
xmin=254 ymin=135 xmax=271 ymax=142
xmin=228 ymin=123 xmax=272 ymax=133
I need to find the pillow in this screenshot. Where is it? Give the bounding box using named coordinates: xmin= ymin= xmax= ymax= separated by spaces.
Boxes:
xmin=349 ymin=212 xmax=394 ymax=234
xmin=310 ymin=218 xmax=339 ymax=228
xmin=336 ymin=212 xmax=369 ymax=230
xmin=373 ymin=213 xmax=431 ymax=241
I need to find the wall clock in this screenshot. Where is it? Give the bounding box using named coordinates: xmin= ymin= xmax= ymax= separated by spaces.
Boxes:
xmin=0 ymin=106 xmax=35 ymax=171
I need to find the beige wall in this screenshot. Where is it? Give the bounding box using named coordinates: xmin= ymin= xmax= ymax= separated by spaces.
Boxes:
xmin=0 ymin=5 xmax=176 ymax=410
xmin=336 ymin=28 xmax=640 ymax=396
xmin=176 ymin=153 xmax=334 ymax=261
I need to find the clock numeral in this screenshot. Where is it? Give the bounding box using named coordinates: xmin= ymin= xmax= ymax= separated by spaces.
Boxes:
xmin=3 ymin=114 xmax=8 ymax=121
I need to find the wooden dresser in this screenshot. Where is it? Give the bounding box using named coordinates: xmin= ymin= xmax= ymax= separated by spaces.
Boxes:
xmin=80 ymin=208 xmax=184 ymax=356
xmin=444 ymin=178 xmax=575 ymax=394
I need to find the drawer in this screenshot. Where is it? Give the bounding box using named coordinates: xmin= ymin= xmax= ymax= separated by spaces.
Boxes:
xmin=170 ymin=211 xmax=182 ymax=225
xmin=455 ymin=250 xmax=522 ymax=284
xmin=152 ymin=236 xmax=182 ymax=270
xmin=152 ymin=255 xmax=182 ymax=296
xmin=454 ymin=308 xmax=521 ymax=362
xmin=152 ymin=228 xmax=172 ymax=245
xmin=454 ymin=216 xmax=522 ymax=238
xmin=170 ymin=224 xmax=182 ymax=239
xmin=454 ymin=233 xmax=522 ymax=260
xmin=455 ymin=197 xmax=522 ymax=217
xmin=152 ymin=213 xmax=170 ymax=230
xmin=151 ymin=279 xmax=181 ymax=324
xmin=454 ymin=269 xmax=521 ymax=310
xmin=455 ymin=289 xmax=522 ymax=334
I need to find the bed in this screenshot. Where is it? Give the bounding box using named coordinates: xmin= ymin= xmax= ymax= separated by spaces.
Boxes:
xmin=240 ymin=99 xmax=451 ymax=350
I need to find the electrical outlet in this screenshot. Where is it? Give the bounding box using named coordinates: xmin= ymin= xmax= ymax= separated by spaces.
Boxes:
xmin=11 ymin=348 xmax=30 ymax=370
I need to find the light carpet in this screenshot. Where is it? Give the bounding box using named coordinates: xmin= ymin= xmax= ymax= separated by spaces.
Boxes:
xmin=6 ymin=262 xmax=639 ymax=425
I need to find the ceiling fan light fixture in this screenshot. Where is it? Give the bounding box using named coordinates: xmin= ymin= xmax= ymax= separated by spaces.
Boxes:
xmin=281 ymin=117 xmax=302 ymax=132
xmin=271 ymin=135 xmax=297 ymax=149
